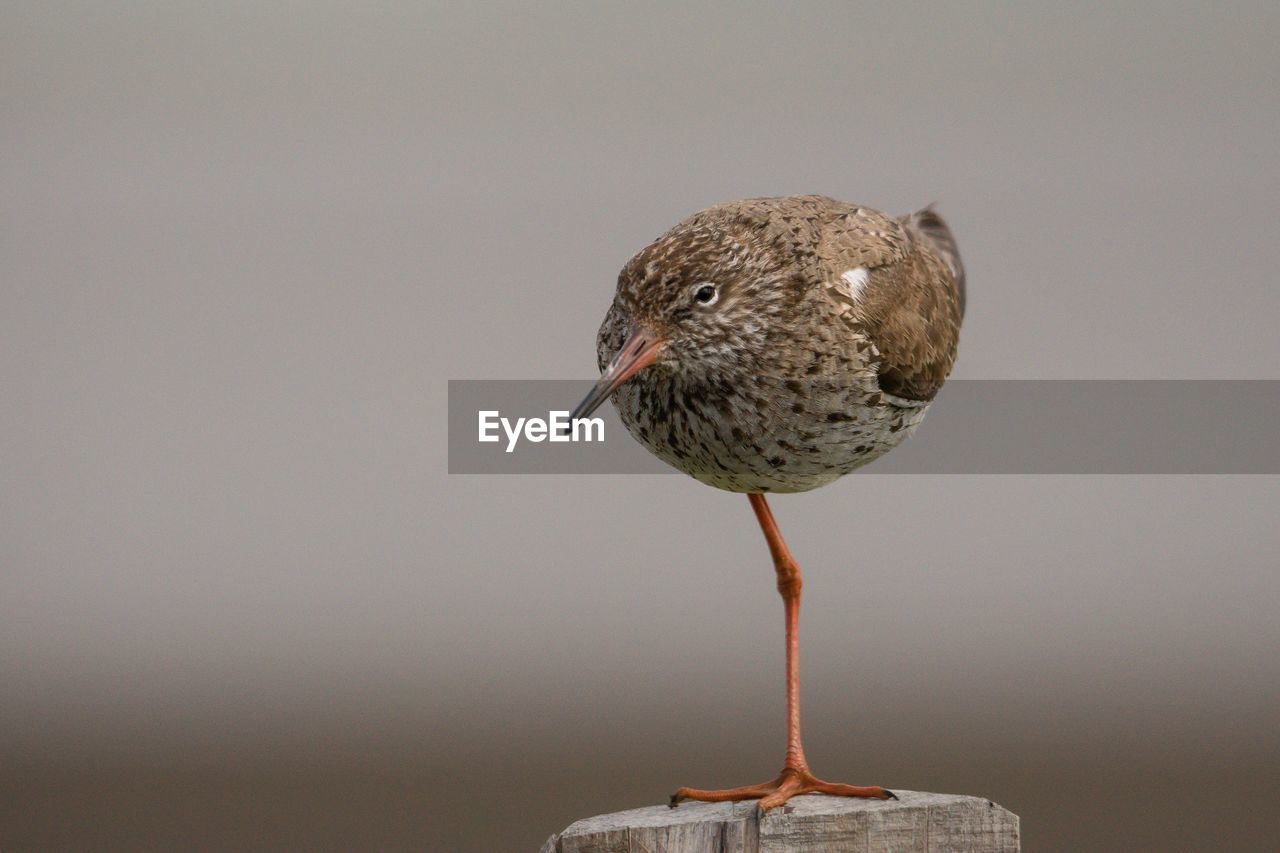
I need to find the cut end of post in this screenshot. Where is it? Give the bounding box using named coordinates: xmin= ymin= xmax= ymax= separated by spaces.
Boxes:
xmin=542 ymin=790 xmax=1019 ymax=852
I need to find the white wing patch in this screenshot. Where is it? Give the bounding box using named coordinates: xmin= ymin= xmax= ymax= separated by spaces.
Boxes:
xmin=840 ymin=267 xmax=870 ymax=302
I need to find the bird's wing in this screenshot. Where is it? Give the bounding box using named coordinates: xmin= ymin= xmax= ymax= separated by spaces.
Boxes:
xmin=902 ymin=206 xmax=966 ymax=318
xmin=816 ymin=202 xmax=964 ymax=402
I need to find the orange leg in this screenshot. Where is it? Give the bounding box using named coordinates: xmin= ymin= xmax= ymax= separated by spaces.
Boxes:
xmin=670 ymin=493 xmax=894 ymax=813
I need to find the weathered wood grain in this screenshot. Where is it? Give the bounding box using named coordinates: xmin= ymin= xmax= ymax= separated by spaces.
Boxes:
xmin=543 ymin=791 xmax=1018 ymax=852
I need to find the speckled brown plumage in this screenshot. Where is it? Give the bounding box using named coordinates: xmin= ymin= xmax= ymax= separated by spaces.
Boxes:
xmin=592 ymin=195 xmax=963 ymax=493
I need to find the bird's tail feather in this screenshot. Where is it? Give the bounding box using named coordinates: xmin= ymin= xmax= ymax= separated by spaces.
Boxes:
xmin=903 ymin=205 xmax=965 ymax=317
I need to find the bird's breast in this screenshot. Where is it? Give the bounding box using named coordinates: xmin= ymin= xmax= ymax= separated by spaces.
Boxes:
xmin=609 ymin=371 xmax=928 ymax=493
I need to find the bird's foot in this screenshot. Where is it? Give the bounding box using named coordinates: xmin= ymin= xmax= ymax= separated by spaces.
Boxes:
xmin=669 ymin=766 xmax=894 ymax=814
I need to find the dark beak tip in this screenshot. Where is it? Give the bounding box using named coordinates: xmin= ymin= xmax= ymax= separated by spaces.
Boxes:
xmin=567 ymin=394 xmax=605 ymax=425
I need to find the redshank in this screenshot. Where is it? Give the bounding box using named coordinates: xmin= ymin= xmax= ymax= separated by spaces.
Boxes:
xmin=569 ymin=195 xmax=964 ymax=812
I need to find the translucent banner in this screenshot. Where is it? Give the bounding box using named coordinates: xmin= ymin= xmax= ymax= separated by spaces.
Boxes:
xmin=447 ymin=380 xmax=1279 ymax=475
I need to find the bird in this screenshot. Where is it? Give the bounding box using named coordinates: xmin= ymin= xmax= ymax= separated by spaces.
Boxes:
xmin=568 ymin=194 xmax=964 ymax=813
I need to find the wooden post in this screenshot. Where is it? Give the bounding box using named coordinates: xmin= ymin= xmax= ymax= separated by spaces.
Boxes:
xmin=541 ymin=790 xmax=1019 ymax=852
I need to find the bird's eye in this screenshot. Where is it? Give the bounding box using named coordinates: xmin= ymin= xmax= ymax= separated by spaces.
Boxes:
xmin=693 ymin=283 xmax=718 ymax=306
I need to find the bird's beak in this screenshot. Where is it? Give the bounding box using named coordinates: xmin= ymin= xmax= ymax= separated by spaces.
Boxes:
xmin=570 ymin=329 xmax=665 ymax=422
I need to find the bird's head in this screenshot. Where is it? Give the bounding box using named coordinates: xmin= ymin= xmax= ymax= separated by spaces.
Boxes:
xmin=570 ymin=217 xmax=800 ymax=422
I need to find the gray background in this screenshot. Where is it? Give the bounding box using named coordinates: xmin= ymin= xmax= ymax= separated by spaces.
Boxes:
xmin=2 ymin=3 xmax=1277 ymax=850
